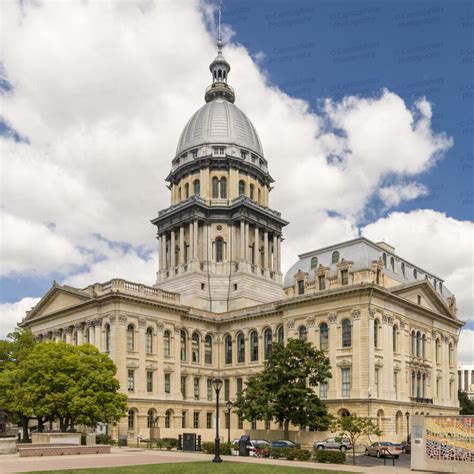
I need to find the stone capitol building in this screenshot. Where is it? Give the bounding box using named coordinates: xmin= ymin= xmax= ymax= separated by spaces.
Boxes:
xmin=23 ymin=37 xmax=462 ymax=443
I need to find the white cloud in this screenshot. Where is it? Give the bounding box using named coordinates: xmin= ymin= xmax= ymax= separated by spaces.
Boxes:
xmin=0 ymin=297 xmax=41 ymax=338
xmin=379 ymin=182 xmax=428 ymax=208
xmin=362 ymin=210 xmax=474 ymax=321
xmin=458 ymin=329 xmax=474 ymax=365
xmin=0 ymin=0 xmax=463 ymax=307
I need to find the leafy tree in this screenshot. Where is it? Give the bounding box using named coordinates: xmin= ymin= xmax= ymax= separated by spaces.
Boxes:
xmin=458 ymin=390 xmax=474 ymax=415
xmin=0 ymin=326 xmax=36 ymax=372
xmin=330 ymin=414 xmax=382 ymax=465
xmin=0 ymin=341 xmax=127 ymax=441
xmin=234 ymin=339 xmax=332 ymax=439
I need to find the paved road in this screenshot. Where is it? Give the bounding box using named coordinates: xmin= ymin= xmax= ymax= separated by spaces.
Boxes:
xmin=346 ymin=453 xmax=410 ymax=469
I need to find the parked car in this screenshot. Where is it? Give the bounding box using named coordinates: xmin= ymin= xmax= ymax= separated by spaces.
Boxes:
xmin=314 ymin=437 xmax=352 ymax=452
xmin=400 ymin=441 xmax=411 ymax=454
xmin=270 ymin=439 xmax=301 ymax=449
xmin=231 ymin=439 xmax=270 ymax=457
xmin=365 ymin=442 xmax=401 ymax=458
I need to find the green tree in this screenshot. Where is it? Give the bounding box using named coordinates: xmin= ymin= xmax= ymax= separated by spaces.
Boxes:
xmin=0 ymin=326 xmax=36 ymax=372
xmin=458 ymin=390 xmax=474 ymax=414
xmin=234 ymin=339 xmax=332 ymax=439
xmin=0 ymin=341 xmax=127 ymax=441
xmin=330 ymin=414 xmax=382 ymax=465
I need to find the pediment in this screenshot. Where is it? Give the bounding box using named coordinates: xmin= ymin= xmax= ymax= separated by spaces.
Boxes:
xmin=24 ymin=283 xmax=92 ymax=323
xmin=390 ymin=281 xmax=454 ymax=319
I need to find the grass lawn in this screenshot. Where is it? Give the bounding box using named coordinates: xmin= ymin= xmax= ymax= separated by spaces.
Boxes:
xmin=27 ymin=461 xmax=351 ymax=473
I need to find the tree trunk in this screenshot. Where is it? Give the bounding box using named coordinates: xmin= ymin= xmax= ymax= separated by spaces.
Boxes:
xmin=59 ymin=416 xmax=67 ymax=432
xmin=37 ymin=417 xmax=45 ymax=433
xmin=20 ymin=416 xmax=30 ymax=443
xmin=352 ymin=444 xmax=356 ymax=465
xmin=283 ymin=419 xmax=290 ymax=440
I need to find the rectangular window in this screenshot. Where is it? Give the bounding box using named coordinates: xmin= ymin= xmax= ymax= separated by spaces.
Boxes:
xmin=240 ymin=150 xmax=248 ymax=159
xmin=436 ymin=378 xmax=440 ymax=398
xmin=206 ymin=412 xmax=213 ymax=429
xmin=394 ymin=371 xmax=398 ymax=400
xmin=193 ymin=412 xmax=199 ymax=429
xmin=181 ymin=376 xmax=187 ymax=399
xmin=182 ymin=411 xmax=187 ymax=428
xmin=265 ymin=420 xmax=270 ymax=430
xmin=238 ymin=415 xmax=243 ymax=429
xmin=128 ymin=370 xmax=135 ymax=392
xmin=164 ymin=373 xmax=171 ymax=394
xmin=207 ymin=379 xmax=213 ymax=401
xmin=342 ymin=368 xmax=351 ymax=397
xmin=449 ymin=380 xmax=453 ymax=399
xmin=213 ymin=147 xmax=225 ymax=156
xmin=224 ymin=379 xmax=230 ymax=401
xmin=251 ymin=420 xmax=257 ymax=430
xmin=341 ymin=269 xmax=349 ymax=285
xmin=375 ymin=368 xmax=380 ymax=398
xmin=319 ymin=275 xmax=326 ymax=290
xmin=194 ymin=377 xmax=200 ymax=400
xmin=191 ymin=149 xmax=198 ymax=159
xmin=146 ymin=371 xmax=153 ymax=393
xmin=236 ymin=378 xmax=243 ymax=395
xmin=320 ymin=382 xmax=328 ymax=399
xmin=297 ymin=280 xmax=305 ymax=295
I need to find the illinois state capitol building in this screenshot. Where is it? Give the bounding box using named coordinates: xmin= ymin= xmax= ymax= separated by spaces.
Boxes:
xmin=22 ymin=38 xmax=463 ymax=442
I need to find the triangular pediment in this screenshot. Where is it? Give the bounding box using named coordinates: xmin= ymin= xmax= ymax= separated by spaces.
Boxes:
xmin=24 ymin=283 xmax=92 ymax=323
xmin=390 ymin=281 xmax=454 ymax=320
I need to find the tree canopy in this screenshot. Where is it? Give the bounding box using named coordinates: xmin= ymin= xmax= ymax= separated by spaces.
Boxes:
xmin=0 ymin=329 xmax=127 ymax=441
xmin=234 ymin=338 xmax=332 ymax=439
xmin=458 ymin=390 xmax=474 ymax=415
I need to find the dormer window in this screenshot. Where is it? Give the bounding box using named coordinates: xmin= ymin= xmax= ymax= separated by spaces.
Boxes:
xmin=439 ymin=282 xmax=443 ymax=293
xmin=310 ymin=257 xmax=318 ymax=269
xmin=319 ymin=275 xmax=326 ymax=290
xmin=413 ymin=268 xmax=418 ymax=279
xmin=341 ymin=269 xmax=349 ymax=286
xmin=390 ymin=257 xmax=395 ymax=272
xmin=331 ymin=251 xmax=340 ymax=264
xmin=401 ymin=262 xmax=405 ymax=276
xmin=213 ymin=147 xmax=225 ymax=156
xmin=382 ymin=253 xmax=387 ymax=267
xmin=240 ymin=150 xmax=248 ymax=159
xmin=297 ymin=280 xmax=305 ymax=295
xmin=191 ymin=149 xmax=198 ymax=159
xmin=251 ymin=154 xmax=257 ymax=163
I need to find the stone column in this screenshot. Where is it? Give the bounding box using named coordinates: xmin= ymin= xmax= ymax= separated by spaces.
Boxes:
xmin=65 ymin=326 xmax=73 ymax=344
xmin=87 ymin=321 xmax=95 ymax=345
xmin=189 ymin=222 xmax=194 ymax=263
xmin=161 ymin=234 xmax=167 ymax=270
xmin=193 ymin=220 xmax=199 ymax=260
xmin=54 ymin=329 xmax=62 ymax=343
xmin=156 ymin=322 xmax=165 ymax=398
xmin=276 ymin=236 xmax=281 ymax=271
xmin=170 ymin=230 xmax=176 ymax=267
xmin=240 ymin=220 xmax=245 ymax=261
xmin=207 ymin=224 xmax=212 ymax=262
xmin=327 ymin=314 xmax=338 ymax=398
xmin=245 ymin=222 xmax=250 ymax=261
xmin=272 ymin=235 xmax=277 ymax=272
xmin=263 ymin=231 xmax=269 ymax=270
xmin=94 ymin=319 xmax=102 ymax=352
xmin=76 ymin=323 xmax=84 ymax=345
xmin=173 ymin=328 xmax=183 ymax=399
xmin=253 ymin=227 xmax=259 ymax=266
xmin=179 ymin=226 xmax=185 ymax=265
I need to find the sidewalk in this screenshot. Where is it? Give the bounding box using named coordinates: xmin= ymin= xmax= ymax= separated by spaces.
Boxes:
xmin=0 ymin=447 xmax=414 ymax=473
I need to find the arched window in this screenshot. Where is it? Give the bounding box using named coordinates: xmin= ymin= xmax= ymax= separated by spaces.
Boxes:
xmin=250 ymin=184 xmax=255 ymax=200
xmin=84 ymin=327 xmax=90 ymax=343
xmin=395 ymin=411 xmax=403 ymax=435
xmin=401 ymin=262 xmax=405 ymax=276
xmin=204 ymin=335 xmax=212 ymax=364
xmin=184 ymin=183 xmax=189 ymax=198
xmin=165 ymin=410 xmax=172 ymax=429
xmin=250 ymin=331 xmax=258 ymax=361
xmin=180 ymin=330 xmax=187 ymax=361
xmin=310 ymin=257 xmax=318 ymax=269
xmin=146 ymin=327 xmax=153 ymax=353
xmin=164 ymin=330 xmax=171 ymax=357
xmin=320 ymin=323 xmax=329 ymax=350
xmin=225 ymin=335 xmax=232 ymax=364
xmin=258 ymin=188 xmax=261 ymax=204
xmin=191 ymin=332 xmax=200 ymax=363
xmin=277 ymin=325 xmax=284 ymax=344
xmin=338 ymin=409 xmax=350 ymax=417
xmin=417 ymin=372 xmax=421 ymax=398
xmin=264 ymin=328 xmax=272 ymax=359
xmin=392 ymin=325 xmax=398 ymax=352
xmin=237 ymin=333 xmax=245 ymax=363
xmin=422 ymin=334 xmax=426 ymax=359
xmin=374 ymin=319 xmax=379 ymax=348
xmin=239 ymin=180 xmax=246 ymax=196
xmin=448 ymin=343 xmax=453 ymax=366
xmin=178 ymin=187 xmax=182 ymax=201
xmin=416 ymin=331 xmax=421 ymax=357
xmin=411 ymin=331 xmax=416 ymax=355
xmin=435 ymin=338 xmax=440 ymax=364
xmin=220 ymin=177 xmax=227 ymax=199
xmin=413 ymin=268 xmax=418 ymax=279
xmin=215 ymin=238 xmax=224 ymax=262
xmin=147 ymin=409 xmax=157 ymax=428
xmin=298 ymin=325 xmax=307 ymax=341
xmin=342 ymin=319 xmax=351 ymax=348
xmin=377 ymin=409 xmax=384 ymax=430
xmin=331 ymin=251 xmax=340 ymax=264
xmin=382 ymin=253 xmax=387 ymax=267
xmin=390 ymin=256 xmax=395 ymax=271
xmin=128 ymin=409 xmax=135 ymax=430
xmin=411 ymin=371 xmax=416 ymax=397
xmin=193 ymin=179 xmax=200 ymax=196
xmin=104 ymin=324 xmax=111 ymax=352
xmin=127 ymin=324 xmax=135 ymax=351
xmin=212 ymin=177 xmax=219 ymax=198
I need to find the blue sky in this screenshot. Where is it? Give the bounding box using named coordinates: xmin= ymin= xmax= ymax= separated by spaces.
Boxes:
xmin=1 ymin=0 xmax=473 ymax=359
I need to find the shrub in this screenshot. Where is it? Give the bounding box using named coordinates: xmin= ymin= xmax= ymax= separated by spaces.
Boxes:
xmin=161 ymin=437 xmax=178 ymax=450
xmin=270 ymin=447 xmax=291 ymax=459
xmin=201 ymin=442 xmax=231 ymax=455
xmin=294 ymin=449 xmax=312 ymax=461
xmin=96 ymin=434 xmax=114 ymax=445
xmin=313 ymin=449 xmax=346 ymax=464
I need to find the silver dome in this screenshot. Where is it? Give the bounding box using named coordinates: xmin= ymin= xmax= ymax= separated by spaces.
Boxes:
xmin=176 ymin=98 xmax=264 ymax=158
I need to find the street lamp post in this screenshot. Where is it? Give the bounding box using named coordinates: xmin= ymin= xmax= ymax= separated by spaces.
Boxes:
xmin=406 ymin=412 xmax=410 ymax=441
xmin=226 ymin=400 xmax=233 ymax=444
xmin=212 ymin=378 xmax=223 ymax=463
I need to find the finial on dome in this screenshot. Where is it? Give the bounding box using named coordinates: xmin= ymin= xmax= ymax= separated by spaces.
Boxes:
xmin=205 ymin=0 xmax=235 ymax=104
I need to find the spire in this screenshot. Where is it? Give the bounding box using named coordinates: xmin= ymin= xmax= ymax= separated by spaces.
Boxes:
xmin=205 ymin=0 xmax=235 ymax=104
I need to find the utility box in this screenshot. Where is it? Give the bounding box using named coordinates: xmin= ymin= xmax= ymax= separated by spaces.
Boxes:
xmin=239 ymin=435 xmax=250 ymax=456
xmin=182 ymin=433 xmax=196 ymax=451
xmin=118 ymin=435 xmax=128 ymax=447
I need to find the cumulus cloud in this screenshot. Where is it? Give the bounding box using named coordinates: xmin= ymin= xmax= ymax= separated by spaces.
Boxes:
xmin=379 ymin=182 xmax=428 ymax=208
xmin=0 ymin=0 xmax=465 ymax=324
xmin=0 ymin=297 xmax=41 ymax=338
xmin=362 ymin=210 xmax=474 ymax=321
xmin=458 ymin=329 xmax=474 ymax=365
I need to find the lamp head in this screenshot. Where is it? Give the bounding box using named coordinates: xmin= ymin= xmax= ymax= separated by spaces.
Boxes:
xmin=226 ymin=400 xmax=233 ymax=411
xmin=212 ymin=377 xmax=223 ymax=392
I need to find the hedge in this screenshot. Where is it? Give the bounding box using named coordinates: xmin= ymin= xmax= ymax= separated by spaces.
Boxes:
xmin=201 ymin=442 xmax=231 ymax=455
xmin=269 ymin=447 xmax=312 ymax=461
xmin=95 ymin=434 xmax=115 ymax=445
xmin=313 ymin=449 xmax=346 ymax=464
